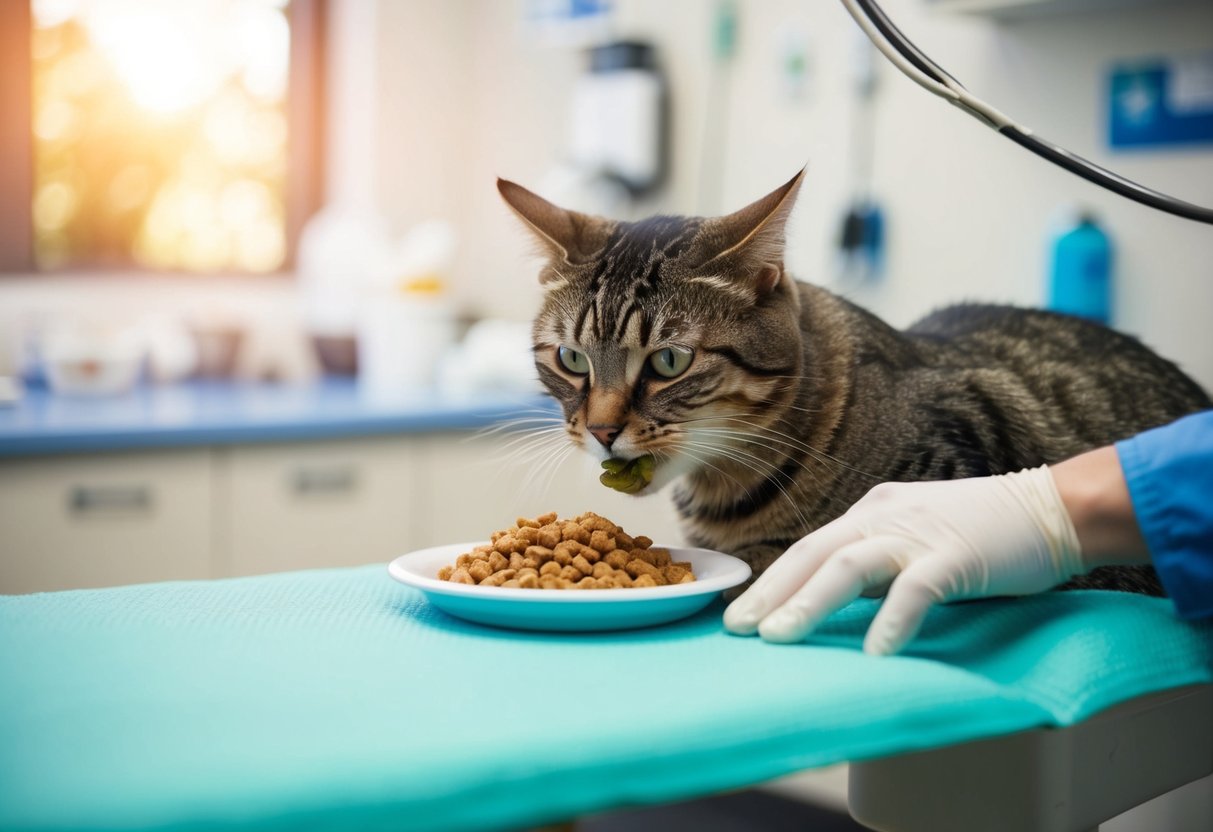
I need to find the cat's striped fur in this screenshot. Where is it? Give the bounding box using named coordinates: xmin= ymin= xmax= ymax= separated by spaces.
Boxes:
xmin=500 ymin=171 xmax=1211 ymax=594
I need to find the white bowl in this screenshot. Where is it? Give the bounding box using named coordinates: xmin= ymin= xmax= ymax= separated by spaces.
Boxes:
xmin=388 ymin=542 xmax=751 ymax=632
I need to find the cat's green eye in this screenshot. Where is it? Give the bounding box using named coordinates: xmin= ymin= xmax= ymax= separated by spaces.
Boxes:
xmin=557 ymin=346 xmax=590 ymax=375
xmin=649 ymin=346 xmax=694 ymax=379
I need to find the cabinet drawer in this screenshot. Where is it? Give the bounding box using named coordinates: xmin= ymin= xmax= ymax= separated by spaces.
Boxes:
xmin=0 ymin=450 xmax=214 ymax=594
xmin=415 ymin=432 xmax=685 ymax=549
xmin=221 ymin=437 xmax=417 ymax=576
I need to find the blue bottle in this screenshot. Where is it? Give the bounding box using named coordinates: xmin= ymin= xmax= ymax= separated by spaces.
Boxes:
xmin=1047 ymin=213 xmax=1113 ymax=325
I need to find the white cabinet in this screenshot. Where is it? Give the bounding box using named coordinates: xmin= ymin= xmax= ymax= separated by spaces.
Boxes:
xmin=0 ymin=450 xmax=214 ymax=594
xmin=1 ymin=430 xmax=686 ymax=593
xmin=220 ymin=438 xmax=418 ymax=577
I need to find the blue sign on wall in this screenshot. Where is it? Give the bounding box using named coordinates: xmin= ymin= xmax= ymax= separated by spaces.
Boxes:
xmin=1109 ymin=52 xmax=1213 ymax=149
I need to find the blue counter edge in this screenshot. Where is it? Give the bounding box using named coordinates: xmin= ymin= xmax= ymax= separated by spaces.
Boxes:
xmin=0 ymin=380 xmax=561 ymax=458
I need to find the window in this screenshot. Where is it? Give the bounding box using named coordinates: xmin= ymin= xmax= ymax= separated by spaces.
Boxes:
xmin=0 ymin=0 xmax=324 ymax=275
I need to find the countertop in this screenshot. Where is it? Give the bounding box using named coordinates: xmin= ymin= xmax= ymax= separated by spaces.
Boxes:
xmin=0 ymin=379 xmax=556 ymax=457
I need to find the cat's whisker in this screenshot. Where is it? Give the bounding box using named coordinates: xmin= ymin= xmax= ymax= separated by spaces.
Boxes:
xmin=529 ymin=443 xmax=578 ymax=504
xmin=679 ymin=421 xmax=865 ymax=519
xmin=516 ymin=435 xmax=579 ymax=502
xmin=669 ymin=444 xmax=754 ymax=502
xmin=677 ymin=437 xmax=814 ymax=531
xmin=493 ymin=425 xmax=569 ymax=455
xmin=471 ymin=412 xmax=564 ymax=442
xmin=491 ymin=431 xmax=568 ymax=470
xmin=688 ymin=415 xmax=884 ymax=481
xmin=685 ymin=429 xmax=866 ymax=518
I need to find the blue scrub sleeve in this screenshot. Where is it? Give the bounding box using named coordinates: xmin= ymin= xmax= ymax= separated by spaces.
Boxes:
xmin=1116 ymin=410 xmax=1213 ymax=620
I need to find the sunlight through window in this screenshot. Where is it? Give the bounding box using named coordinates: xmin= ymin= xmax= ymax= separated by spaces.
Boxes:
xmin=31 ymin=0 xmax=292 ymax=273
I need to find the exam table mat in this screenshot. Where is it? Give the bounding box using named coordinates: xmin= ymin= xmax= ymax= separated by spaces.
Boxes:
xmin=1 ymin=566 xmax=1210 ymax=832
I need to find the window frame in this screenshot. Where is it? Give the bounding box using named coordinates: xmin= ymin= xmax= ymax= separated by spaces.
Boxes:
xmin=0 ymin=0 xmax=326 ymax=277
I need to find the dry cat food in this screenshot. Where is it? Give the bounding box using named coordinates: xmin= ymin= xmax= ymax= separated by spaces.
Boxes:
xmin=437 ymin=511 xmax=696 ymax=590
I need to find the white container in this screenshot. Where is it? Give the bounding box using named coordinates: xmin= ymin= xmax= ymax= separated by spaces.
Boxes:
xmin=357 ymin=293 xmax=455 ymax=402
xmin=42 ymin=323 xmax=145 ymax=397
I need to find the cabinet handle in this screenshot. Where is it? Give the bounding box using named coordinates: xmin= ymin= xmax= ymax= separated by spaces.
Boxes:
xmin=291 ymin=465 xmax=358 ymax=495
xmin=69 ymin=484 xmax=152 ymax=515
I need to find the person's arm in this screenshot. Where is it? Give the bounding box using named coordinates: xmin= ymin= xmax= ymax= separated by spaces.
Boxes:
xmin=1050 ymin=445 xmax=1148 ymax=569
xmin=724 ymin=410 xmax=1213 ymax=654
xmin=1115 ymin=410 xmax=1213 ymax=619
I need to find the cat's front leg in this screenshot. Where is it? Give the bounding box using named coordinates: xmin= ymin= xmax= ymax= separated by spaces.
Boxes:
xmin=722 ymin=542 xmax=789 ymax=601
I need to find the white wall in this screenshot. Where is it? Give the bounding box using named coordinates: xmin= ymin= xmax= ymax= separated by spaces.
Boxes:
xmin=2 ymin=0 xmax=1209 ymax=393
xmin=368 ymin=0 xmax=1213 ymax=391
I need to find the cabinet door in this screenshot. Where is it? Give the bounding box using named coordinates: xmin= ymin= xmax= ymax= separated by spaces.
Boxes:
xmin=221 ymin=437 xmax=417 ymax=577
xmin=0 ymin=450 xmax=214 ymax=594
xmin=415 ymin=432 xmax=686 ymax=549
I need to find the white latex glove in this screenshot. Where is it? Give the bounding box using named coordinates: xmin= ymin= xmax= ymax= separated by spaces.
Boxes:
xmin=722 ymin=466 xmax=1085 ymax=656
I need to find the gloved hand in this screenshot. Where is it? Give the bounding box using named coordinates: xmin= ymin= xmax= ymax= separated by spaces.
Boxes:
xmin=722 ymin=466 xmax=1086 ymax=655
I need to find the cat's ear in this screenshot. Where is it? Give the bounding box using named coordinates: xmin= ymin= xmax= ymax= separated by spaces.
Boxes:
xmin=497 ymin=178 xmax=612 ymax=270
xmin=697 ymin=168 xmax=805 ymax=294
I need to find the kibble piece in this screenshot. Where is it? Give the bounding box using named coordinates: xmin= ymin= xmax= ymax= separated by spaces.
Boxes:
xmin=576 ymin=576 xmax=597 ymax=589
xmin=589 ymin=530 xmax=616 ymax=554
xmin=516 ymin=516 xmax=541 ymax=529
xmin=615 ymin=531 xmax=634 ymax=549
xmin=536 ymin=511 xmax=558 ymax=526
xmin=604 ymin=550 xmax=630 ymax=570
xmin=632 ymin=535 xmax=653 ymax=549
xmin=571 ymin=554 xmax=594 ymax=576
xmin=539 ymin=576 xmax=563 ymax=589
xmin=450 ymin=567 xmax=475 ymax=585
xmin=648 ymin=548 xmax=672 ymax=567
xmin=633 ymin=574 xmax=658 ymax=588
xmin=579 ymin=514 xmax=618 ymax=533
xmin=502 ymin=579 xmax=521 ymax=588
xmin=455 ymin=553 xmax=474 ymax=568
xmin=516 ymin=567 xmax=539 ymax=580
xmin=591 ymin=561 xmax=613 ymax=580
xmin=437 ymin=565 xmax=454 ymax=581
xmin=611 ymin=572 xmax=634 ymax=588
xmin=494 ymin=535 xmax=516 ymax=555
xmin=662 ymin=565 xmax=691 ymax=584
xmin=559 ymin=565 xmax=583 ymax=583
xmin=479 ymin=569 xmax=517 ymax=587
xmin=517 ymin=572 xmax=540 ymax=589
xmin=468 ymin=560 xmax=493 ymax=583
xmin=525 ymin=545 xmax=554 ymax=565
xmin=539 ymin=561 xmax=562 ymax=577
xmin=488 ymin=551 xmax=509 ymax=572
xmin=561 ymin=522 xmax=591 ymax=544
xmin=626 ymin=559 xmax=659 ymax=579
xmin=537 ymin=525 xmax=562 ymax=548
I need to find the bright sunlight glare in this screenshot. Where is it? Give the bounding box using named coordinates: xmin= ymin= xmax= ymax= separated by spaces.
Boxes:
xmin=31 ymin=0 xmax=292 ymax=273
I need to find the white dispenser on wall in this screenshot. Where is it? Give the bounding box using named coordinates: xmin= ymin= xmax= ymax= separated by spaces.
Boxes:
xmin=569 ymin=40 xmax=668 ymax=196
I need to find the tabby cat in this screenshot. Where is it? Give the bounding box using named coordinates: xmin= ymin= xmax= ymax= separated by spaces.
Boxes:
xmin=498 ymin=170 xmax=1211 ymax=593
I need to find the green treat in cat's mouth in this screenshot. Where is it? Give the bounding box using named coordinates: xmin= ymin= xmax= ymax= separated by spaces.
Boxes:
xmin=600 ymin=455 xmax=656 ymax=494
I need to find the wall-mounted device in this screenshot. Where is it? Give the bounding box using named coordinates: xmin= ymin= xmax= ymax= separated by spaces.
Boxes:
xmin=570 ymin=40 xmax=668 ymax=196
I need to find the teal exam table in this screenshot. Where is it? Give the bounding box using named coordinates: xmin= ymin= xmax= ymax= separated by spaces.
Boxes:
xmin=2 ymin=565 xmax=1211 ymax=832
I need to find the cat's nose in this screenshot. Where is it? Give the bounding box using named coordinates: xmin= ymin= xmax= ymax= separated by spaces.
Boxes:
xmin=588 ymin=424 xmax=623 ymax=449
